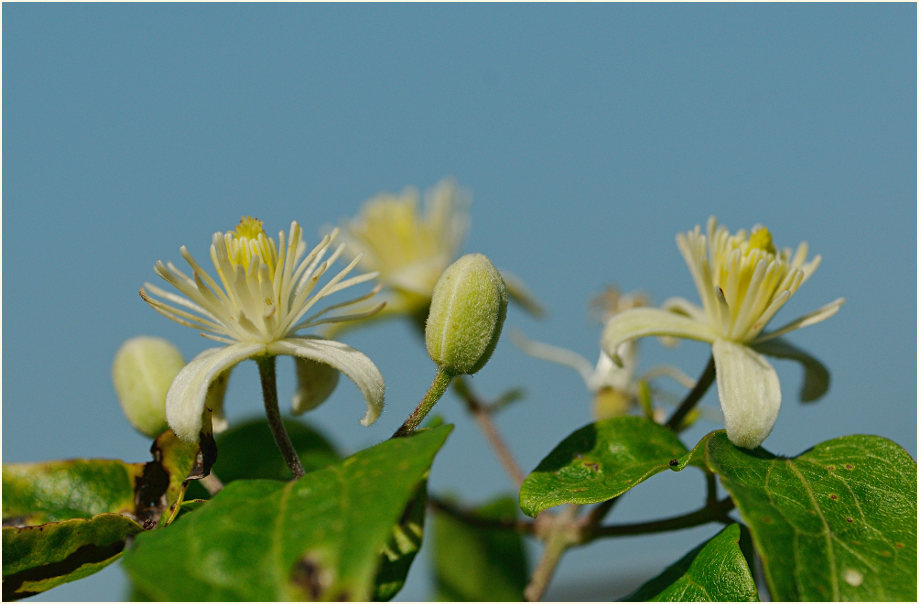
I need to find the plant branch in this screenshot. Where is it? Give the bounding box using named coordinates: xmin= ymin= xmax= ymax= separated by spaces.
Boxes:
xmin=665 ymin=354 xmax=716 ymax=431
xmin=256 ymin=355 xmax=305 ymax=479
xmin=453 ymin=377 xmax=527 ymax=487
xmin=428 ymin=495 xmax=536 ymax=534
xmin=525 ymin=506 xmax=580 ymax=602
xmin=586 ymin=496 xmax=735 ymax=539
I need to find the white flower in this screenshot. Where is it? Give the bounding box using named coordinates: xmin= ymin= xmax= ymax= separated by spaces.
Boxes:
xmin=514 ymin=288 xmax=696 ymax=421
xmin=140 ymin=217 xmax=385 ymax=442
xmin=336 ymin=179 xmax=542 ymax=328
xmin=338 ymin=179 xmax=470 ymax=318
xmin=602 ymin=217 xmax=844 ymax=449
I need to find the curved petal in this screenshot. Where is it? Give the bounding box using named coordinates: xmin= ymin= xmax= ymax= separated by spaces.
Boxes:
xmin=660 ymin=296 xmax=707 ymax=322
xmin=166 ymin=343 xmax=264 ymax=442
xmin=601 ymin=308 xmax=716 ymax=365
xmin=291 ymin=357 xmax=341 ymax=414
xmin=269 ymin=337 xmax=385 ymax=426
xmin=754 ymin=297 xmax=845 ymax=343
xmin=753 ymin=337 xmax=830 ymax=403
xmin=510 ymin=330 xmax=595 ymax=386
xmin=712 ymin=339 xmax=781 ymax=449
xmin=501 ymin=269 xmax=544 ymax=317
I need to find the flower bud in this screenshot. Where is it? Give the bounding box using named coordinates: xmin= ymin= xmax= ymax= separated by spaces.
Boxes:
xmin=291 ymin=358 xmax=340 ymax=414
xmin=425 ymin=253 xmax=507 ymax=375
xmin=112 ymin=336 xmax=185 ymax=437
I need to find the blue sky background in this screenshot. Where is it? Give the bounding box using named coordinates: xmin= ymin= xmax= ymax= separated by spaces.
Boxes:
xmin=4 ymin=3 xmax=915 ymax=601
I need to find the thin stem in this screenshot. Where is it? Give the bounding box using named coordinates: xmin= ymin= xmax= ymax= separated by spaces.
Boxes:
xmin=392 ymin=366 xmax=454 ymax=438
xmin=665 ymin=354 xmax=716 ymax=431
xmin=525 ymin=506 xmax=579 ymax=602
xmin=428 ymin=495 xmax=536 ymax=534
xmin=198 ymin=473 xmax=224 ymax=495
xmin=588 ymin=496 xmax=734 ymax=539
xmin=453 ymin=377 xmax=527 ymax=487
xmin=256 ymin=355 xmax=305 ymax=479
xmin=582 ymin=496 xmax=621 ymax=527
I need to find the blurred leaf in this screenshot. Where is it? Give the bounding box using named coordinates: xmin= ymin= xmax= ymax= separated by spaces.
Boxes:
xmin=675 ymin=431 xmax=916 ymax=601
xmin=519 ymin=416 xmax=691 ymax=517
xmin=122 ymin=425 xmax=453 ymax=601
xmin=372 ymin=482 xmax=427 ymax=601
xmin=184 ymin=417 xmax=341 ymax=500
xmin=432 ymin=496 xmax=528 ymax=601
xmin=626 ymin=524 xmax=757 ymax=601
xmin=213 ymin=416 xmax=341 ymax=481
xmin=2 ymin=431 xmax=198 ymax=599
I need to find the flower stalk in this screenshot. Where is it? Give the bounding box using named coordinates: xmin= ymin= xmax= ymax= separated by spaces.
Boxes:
xmin=392 ymin=366 xmax=454 ymax=438
xmin=256 ymin=355 xmax=305 ymax=479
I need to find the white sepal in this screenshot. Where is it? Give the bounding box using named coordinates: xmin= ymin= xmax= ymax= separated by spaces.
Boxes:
xmin=269 ymin=337 xmax=385 ymax=426
xmin=712 ymin=338 xmax=781 ymax=449
xmin=165 ymin=343 xmax=264 ymax=442
xmin=602 ymin=308 xmax=716 ymax=366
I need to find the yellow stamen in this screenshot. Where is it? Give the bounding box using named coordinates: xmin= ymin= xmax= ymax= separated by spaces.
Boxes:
xmin=748 ymin=226 xmax=776 ymax=255
xmin=236 ymin=216 xmax=265 ymax=239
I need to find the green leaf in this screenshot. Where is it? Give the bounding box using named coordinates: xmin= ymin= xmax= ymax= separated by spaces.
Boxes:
xmin=677 ymin=431 xmax=917 ymax=601
xmin=626 ymin=524 xmax=758 ymax=601
xmin=122 ymin=425 xmax=453 ymax=601
xmin=519 ymin=416 xmax=691 ymax=517
xmin=2 ymin=431 xmax=199 ymax=600
xmin=431 ymin=496 xmax=529 ymax=601
xmin=3 ymin=514 xmax=143 ymax=600
xmin=211 ymin=417 xmax=341 ymax=481
xmin=372 ymin=482 xmax=427 ymax=601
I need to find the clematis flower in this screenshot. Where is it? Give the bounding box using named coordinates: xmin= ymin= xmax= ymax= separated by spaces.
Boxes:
xmin=139 ymin=217 xmax=385 ymax=443
xmin=602 ymin=217 xmax=844 ymax=449
xmin=336 ymin=179 xmax=542 ymax=331
xmin=513 ymin=288 xmax=696 ymax=421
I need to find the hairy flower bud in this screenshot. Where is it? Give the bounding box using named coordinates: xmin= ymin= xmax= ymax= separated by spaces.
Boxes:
xmin=425 ymin=253 xmax=508 ymax=375
xmin=112 ymin=336 xmax=185 ymax=437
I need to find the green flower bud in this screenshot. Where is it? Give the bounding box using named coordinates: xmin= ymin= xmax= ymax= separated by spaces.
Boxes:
xmin=425 ymin=253 xmax=507 ymax=375
xmin=291 ymin=358 xmax=340 ymax=414
xmin=112 ymin=336 xmax=186 ymax=437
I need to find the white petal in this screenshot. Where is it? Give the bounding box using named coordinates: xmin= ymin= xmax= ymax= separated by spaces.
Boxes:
xmin=510 ymin=331 xmax=596 ymax=386
xmin=291 ymin=357 xmax=341 ymax=414
xmin=601 ymin=308 xmax=716 ymax=365
xmin=754 ymin=297 xmax=845 ymax=343
xmin=712 ymin=339 xmax=781 ymax=449
xmin=660 ymin=296 xmax=707 ymax=322
xmin=269 ymin=337 xmax=385 ymax=426
xmin=165 ymin=343 xmax=264 ymax=442
xmin=753 ymin=337 xmax=830 ymax=403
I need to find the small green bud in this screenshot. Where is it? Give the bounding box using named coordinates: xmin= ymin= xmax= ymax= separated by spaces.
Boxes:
xmin=112 ymin=336 xmax=185 ymax=437
xmin=425 ymin=253 xmax=508 ymax=375
xmin=291 ymin=358 xmax=340 ymax=414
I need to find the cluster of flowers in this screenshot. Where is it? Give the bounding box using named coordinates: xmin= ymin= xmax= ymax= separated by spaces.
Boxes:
xmin=116 ymin=179 xmax=842 ymax=453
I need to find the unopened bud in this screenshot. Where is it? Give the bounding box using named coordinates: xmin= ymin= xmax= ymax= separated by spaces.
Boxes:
xmin=425 ymin=253 xmax=507 ymax=375
xmin=112 ymin=336 xmax=185 ymax=437
xmin=291 ymin=358 xmax=340 ymax=414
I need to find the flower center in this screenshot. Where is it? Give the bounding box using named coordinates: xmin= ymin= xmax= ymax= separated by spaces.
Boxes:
xmin=226 ymin=216 xmax=279 ymax=278
xmin=747 ymin=226 xmax=776 ymax=256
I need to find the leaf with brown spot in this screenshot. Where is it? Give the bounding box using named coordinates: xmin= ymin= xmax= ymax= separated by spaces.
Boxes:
xmin=672 ymin=431 xmax=916 ymax=601
xmin=1 ymin=431 xmax=199 ymax=599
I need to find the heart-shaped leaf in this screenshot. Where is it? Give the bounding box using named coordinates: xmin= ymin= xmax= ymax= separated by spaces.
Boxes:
xmin=674 ymin=431 xmax=916 ymax=601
